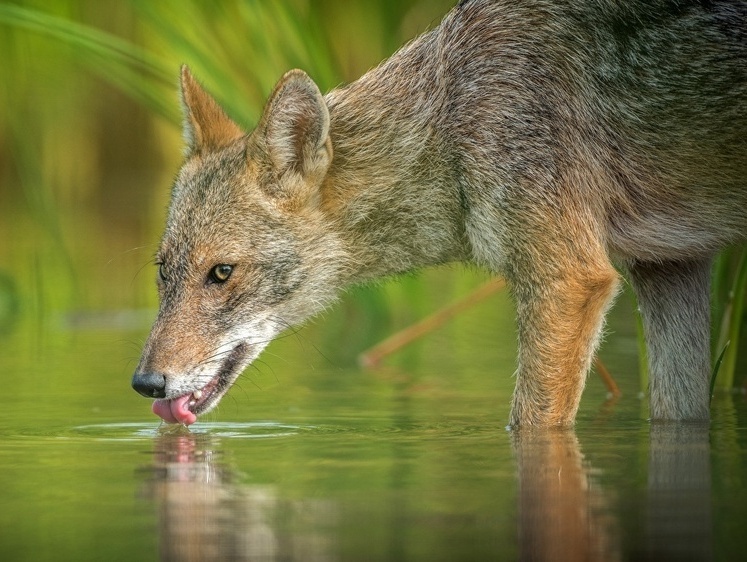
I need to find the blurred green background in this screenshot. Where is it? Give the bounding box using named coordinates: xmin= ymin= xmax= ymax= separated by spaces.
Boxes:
xmin=0 ymin=0 xmax=459 ymax=344
xmin=0 ymin=0 xmax=744 ymax=389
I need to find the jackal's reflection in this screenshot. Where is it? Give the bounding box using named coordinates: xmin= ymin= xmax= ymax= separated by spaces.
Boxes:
xmin=140 ymin=422 xmax=713 ymax=561
xmin=644 ymin=422 xmax=712 ymax=562
xmin=141 ymin=431 xmax=335 ymax=562
xmin=512 ymin=422 xmax=712 ymax=562
xmin=513 ymin=428 xmax=621 ymax=562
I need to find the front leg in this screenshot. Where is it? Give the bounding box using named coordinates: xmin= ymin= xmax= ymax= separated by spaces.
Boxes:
xmin=508 ymin=262 xmax=620 ymax=426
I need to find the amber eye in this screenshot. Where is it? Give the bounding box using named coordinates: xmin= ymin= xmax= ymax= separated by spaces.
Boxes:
xmin=209 ymin=264 xmax=233 ymax=284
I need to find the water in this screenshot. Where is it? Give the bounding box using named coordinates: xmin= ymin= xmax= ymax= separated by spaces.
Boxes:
xmin=1 ymin=301 xmax=746 ymax=561
xmin=2 ymin=1 xmax=745 ymax=558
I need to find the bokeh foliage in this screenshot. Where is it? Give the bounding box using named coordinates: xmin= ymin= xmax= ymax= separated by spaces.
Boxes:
xmin=0 ymin=0 xmax=453 ymax=326
xmin=0 ymin=0 xmax=743 ymax=388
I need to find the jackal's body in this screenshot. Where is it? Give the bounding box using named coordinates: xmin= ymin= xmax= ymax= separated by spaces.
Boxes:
xmin=133 ymin=0 xmax=746 ymax=426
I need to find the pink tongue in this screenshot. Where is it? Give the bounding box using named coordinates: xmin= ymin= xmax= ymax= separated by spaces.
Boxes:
xmin=152 ymin=395 xmax=197 ymax=426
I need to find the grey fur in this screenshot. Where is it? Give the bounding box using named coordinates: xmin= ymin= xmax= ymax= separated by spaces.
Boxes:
xmin=134 ymin=0 xmax=746 ymax=426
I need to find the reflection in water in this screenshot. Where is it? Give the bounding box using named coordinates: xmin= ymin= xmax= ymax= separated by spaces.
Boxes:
xmin=513 ymin=424 xmax=713 ymax=562
xmin=137 ymin=421 xmax=716 ymax=561
xmin=645 ymin=422 xmax=712 ymax=562
xmin=513 ymin=429 xmax=621 ymax=562
xmin=140 ymin=430 xmax=335 ymax=562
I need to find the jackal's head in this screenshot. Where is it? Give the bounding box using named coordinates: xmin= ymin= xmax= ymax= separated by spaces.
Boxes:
xmin=132 ymin=66 xmax=344 ymax=424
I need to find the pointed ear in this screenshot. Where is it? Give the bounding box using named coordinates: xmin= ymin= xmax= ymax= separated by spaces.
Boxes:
xmin=260 ymin=70 xmax=331 ymax=179
xmin=180 ymin=65 xmax=244 ymax=154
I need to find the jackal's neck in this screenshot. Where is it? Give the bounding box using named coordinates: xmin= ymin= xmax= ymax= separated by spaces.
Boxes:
xmin=320 ymin=60 xmax=468 ymax=284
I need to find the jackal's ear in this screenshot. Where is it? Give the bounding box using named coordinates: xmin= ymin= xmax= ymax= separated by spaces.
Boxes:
xmin=180 ymin=65 xmax=244 ymax=154
xmin=261 ymin=69 xmax=331 ymax=181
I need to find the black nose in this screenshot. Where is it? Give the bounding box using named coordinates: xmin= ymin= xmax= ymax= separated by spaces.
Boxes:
xmin=131 ymin=372 xmax=167 ymax=398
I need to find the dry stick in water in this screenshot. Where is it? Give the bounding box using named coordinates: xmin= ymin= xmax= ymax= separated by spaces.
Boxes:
xmin=358 ymin=278 xmax=621 ymax=398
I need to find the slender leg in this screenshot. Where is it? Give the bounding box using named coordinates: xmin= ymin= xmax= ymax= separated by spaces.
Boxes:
xmin=508 ymin=263 xmax=620 ymax=426
xmin=627 ymin=259 xmax=712 ymax=420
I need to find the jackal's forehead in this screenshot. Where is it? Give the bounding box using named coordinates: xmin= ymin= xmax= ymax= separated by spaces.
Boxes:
xmin=159 ymin=146 xmax=302 ymax=279
xmin=173 ymin=144 xmax=253 ymax=209
xmin=165 ymin=146 xmax=266 ymax=243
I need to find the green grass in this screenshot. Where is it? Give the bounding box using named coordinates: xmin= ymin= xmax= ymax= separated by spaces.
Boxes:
xmin=712 ymin=248 xmax=747 ymax=390
xmin=0 ymin=3 xmax=176 ymax=120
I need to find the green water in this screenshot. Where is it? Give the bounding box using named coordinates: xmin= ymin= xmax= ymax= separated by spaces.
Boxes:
xmin=1 ymin=294 xmax=746 ymax=561
xmin=2 ymin=1 xmax=745 ymax=559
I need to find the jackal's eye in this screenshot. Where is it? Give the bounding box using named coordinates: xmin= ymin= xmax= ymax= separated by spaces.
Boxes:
xmin=209 ymin=264 xmax=233 ymax=284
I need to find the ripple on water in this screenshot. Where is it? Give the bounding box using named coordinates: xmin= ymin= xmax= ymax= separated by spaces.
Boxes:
xmin=6 ymin=421 xmax=312 ymax=443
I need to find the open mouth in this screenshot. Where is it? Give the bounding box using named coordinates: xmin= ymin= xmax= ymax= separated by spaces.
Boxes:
xmin=151 ymin=343 xmax=248 ymax=426
xmin=151 ymin=375 xmax=221 ymax=425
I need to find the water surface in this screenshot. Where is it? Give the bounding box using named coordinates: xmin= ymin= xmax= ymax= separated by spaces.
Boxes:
xmin=2 ymin=2 xmax=745 ymax=559
xmin=1 ymin=307 xmax=746 ymax=561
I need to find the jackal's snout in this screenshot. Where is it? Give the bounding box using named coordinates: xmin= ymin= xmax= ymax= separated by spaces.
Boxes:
xmin=131 ymin=372 xmax=167 ymax=399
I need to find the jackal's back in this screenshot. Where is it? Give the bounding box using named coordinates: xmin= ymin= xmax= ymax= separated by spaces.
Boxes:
xmin=433 ymin=0 xmax=747 ymax=264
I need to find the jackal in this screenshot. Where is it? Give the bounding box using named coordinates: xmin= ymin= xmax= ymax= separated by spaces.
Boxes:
xmin=132 ymin=0 xmax=746 ymax=426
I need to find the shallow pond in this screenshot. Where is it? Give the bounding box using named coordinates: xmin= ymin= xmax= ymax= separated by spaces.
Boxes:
xmin=1 ymin=293 xmax=746 ymax=562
